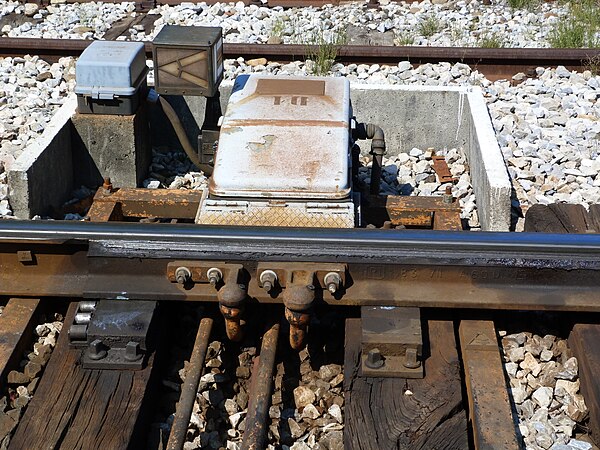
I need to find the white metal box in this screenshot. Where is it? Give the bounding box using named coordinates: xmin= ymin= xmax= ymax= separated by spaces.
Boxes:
xmin=75 ymin=41 xmax=148 ymax=115
xmin=209 ymin=75 xmax=352 ymax=200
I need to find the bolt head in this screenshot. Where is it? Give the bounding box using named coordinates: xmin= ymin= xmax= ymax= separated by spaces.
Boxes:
xmin=365 ymin=348 xmax=385 ymax=369
xmin=263 ymin=280 xmax=273 ymax=292
xmin=124 ymin=341 xmax=143 ymax=362
xmin=175 ymin=267 xmax=191 ymax=284
xmin=88 ymin=339 xmax=107 ymax=360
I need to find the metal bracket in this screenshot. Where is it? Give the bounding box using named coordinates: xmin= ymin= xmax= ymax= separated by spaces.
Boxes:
xmin=255 ymin=262 xmax=347 ymax=295
xmin=68 ymin=300 xmax=157 ymax=370
xmin=360 ymin=306 xmax=424 ymax=378
xmin=198 ymin=129 xmax=219 ymax=166
xmin=166 ymin=261 xmax=245 ymax=287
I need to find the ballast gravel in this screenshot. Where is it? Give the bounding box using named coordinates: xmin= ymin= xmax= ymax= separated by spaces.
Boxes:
xmin=501 ymin=332 xmax=592 ymax=450
xmin=0 ymin=0 xmax=569 ymax=48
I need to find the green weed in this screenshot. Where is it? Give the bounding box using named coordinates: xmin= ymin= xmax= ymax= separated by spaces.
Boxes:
xmin=394 ymin=30 xmax=415 ymax=46
xmin=478 ymin=32 xmax=505 ymax=48
xmin=302 ymin=28 xmax=347 ymax=76
xmin=418 ymin=16 xmax=442 ymax=38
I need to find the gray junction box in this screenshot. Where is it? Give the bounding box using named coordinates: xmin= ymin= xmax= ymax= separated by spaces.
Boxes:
xmin=75 ymin=41 xmax=148 ymax=115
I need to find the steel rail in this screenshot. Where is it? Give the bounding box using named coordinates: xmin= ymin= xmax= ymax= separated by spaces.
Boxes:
xmin=1 ymin=38 xmax=598 ymax=77
xmin=1 ymin=220 xmax=600 ymax=268
xmin=2 ymin=220 xmax=600 ymax=310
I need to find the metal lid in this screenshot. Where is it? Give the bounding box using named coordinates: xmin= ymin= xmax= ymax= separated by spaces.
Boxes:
xmin=210 ymin=75 xmax=352 ymax=200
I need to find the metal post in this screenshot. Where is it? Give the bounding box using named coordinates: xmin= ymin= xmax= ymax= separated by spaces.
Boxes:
xmin=241 ymin=322 xmax=280 ymax=450
xmin=166 ymin=318 xmax=213 ymax=450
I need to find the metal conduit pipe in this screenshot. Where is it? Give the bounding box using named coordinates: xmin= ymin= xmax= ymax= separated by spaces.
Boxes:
xmin=365 ymin=123 xmax=386 ymax=195
xmin=156 ymin=95 xmax=214 ymax=176
xmin=167 ymin=318 xmax=213 ymax=450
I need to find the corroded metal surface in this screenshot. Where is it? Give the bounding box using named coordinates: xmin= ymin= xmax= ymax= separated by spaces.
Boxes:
xmin=431 ymin=155 xmax=457 ymax=184
xmin=364 ymin=195 xmax=462 ymax=229
xmin=220 ymin=304 xmax=244 ymax=342
xmin=210 ymin=75 xmax=351 ymax=200
xmin=167 ymin=318 xmax=213 ymax=450
xmin=89 ymin=187 xmax=203 ymax=221
xmin=241 ymin=321 xmax=279 ymax=450
xmin=458 ymin=320 xmax=520 ymax=450
xmin=285 ymin=308 xmax=310 ymax=350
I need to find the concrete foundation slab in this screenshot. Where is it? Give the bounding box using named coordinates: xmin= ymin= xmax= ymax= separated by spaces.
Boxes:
xmin=71 ymin=105 xmax=151 ymax=188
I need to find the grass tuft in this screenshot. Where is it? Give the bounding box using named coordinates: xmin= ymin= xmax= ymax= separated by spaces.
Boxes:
xmin=302 ymin=28 xmax=347 ymax=76
xmin=507 ymin=0 xmax=540 ymax=10
xmin=584 ymin=54 xmax=600 ymax=75
xmin=418 ymin=16 xmax=442 ymax=38
xmin=549 ymin=0 xmax=600 ymax=48
xmin=478 ymin=32 xmax=505 ymax=48
xmin=394 ymin=30 xmax=415 ymax=46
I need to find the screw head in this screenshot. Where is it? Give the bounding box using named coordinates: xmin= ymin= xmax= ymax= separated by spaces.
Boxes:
xmin=365 ymin=348 xmax=385 ymax=369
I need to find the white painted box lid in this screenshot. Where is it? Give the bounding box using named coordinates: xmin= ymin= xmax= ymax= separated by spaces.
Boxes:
xmin=209 ymin=75 xmax=351 ymax=200
xmin=75 ymin=41 xmax=148 ymax=100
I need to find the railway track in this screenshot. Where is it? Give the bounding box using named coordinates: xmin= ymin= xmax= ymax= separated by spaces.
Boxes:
xmin=2 ymin=16 xmax=600 ymax=448
xmin=0 ymin=221 xmax=599 ymax=449
xmin=1 ymin=37 xmax=599 ymax=80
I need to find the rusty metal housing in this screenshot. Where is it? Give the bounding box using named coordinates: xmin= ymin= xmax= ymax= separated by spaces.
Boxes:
xmin=196 ymin=75 xmax=356 ymax=228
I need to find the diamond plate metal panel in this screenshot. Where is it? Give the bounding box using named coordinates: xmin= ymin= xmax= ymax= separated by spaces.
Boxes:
xmin=196 ymin=200 xmax=355 ymax=228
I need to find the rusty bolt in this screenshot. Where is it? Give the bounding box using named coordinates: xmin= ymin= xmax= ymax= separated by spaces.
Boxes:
xmin=324 ymin=272 xmax=342 ymax=295
xmin=443 ymin=185 xmax=453 ymax=205
xmin=260 ymin=270 xmax=278 ymax=293
xmin=365 ymin=348 xmax=385 ymax=369
xmin=102 ymin=177 xmax=113 ymax=195
xmin=88 ymin=339 xmax=107 ymax=361
xmin=219 ymin=304 xmax=244 ymax=342
xmin=403 ymin=347 xmax=421 ymax=369
xmin=285 ymin=308 xmax=311 ymax=350
xmin=207 ymin=267 xmax=223 ymax=287
xmin=175 ymin=266 xmax=192 ymax=285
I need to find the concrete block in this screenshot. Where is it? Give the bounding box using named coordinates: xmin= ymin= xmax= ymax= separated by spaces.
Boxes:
xmin=466 ymin=89 xmax=512 ymax=231
xmin=8 ymin=95 xmax=77 ymax=219
xmin=71 ymin=105 xmax=151 ymax=188
xmin=349 ymin=84 xmax=470 ymax=155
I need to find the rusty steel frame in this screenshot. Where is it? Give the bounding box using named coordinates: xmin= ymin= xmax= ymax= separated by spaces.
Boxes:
xmin=88 ymin=187 xmax=203 ymax=222
xmin=2 ymin=221 xmax=600 ymax=310
xmin=363 ymin=194 xmax=462 ymax=230
xmin=458 ymin=320 xmax=520 ymax=449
